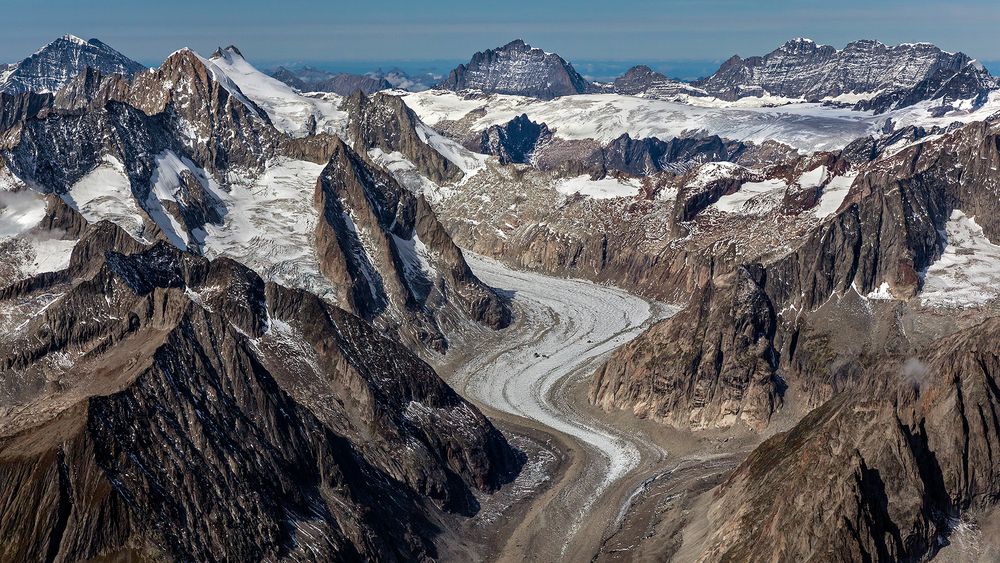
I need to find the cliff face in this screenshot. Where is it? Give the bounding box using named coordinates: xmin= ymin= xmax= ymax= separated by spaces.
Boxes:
xmin=700 ymin=318 xmax=1000 ymax=562
xmin=313 ymin=136 xmax=509 ymax=351
xmin=478 ymin=114 xmax=552 ymax=165
xmin=0 ymin=223 xmax=521 ymax=562
xmin=343 ymin=90 xmax=464 ymax=184
xmin=590 ymin=116 xmax=1000 ymax=432
xmin=591 ymin=265 xmax=781 ymax=430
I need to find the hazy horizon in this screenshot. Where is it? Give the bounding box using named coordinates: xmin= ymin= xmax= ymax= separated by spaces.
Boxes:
xmin=2 ymin=0 xmax=999 ymax=73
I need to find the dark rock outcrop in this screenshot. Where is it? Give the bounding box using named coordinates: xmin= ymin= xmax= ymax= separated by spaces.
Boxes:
xmin=857 ymin=58 xmax=995 ymax=113
xmin=701 ymin=318 xmax=1000 ymax=561
xmin=612 ymin=65 xmax=707 ymax=99
xmin=478 ymin=113 xmax=552 ymax=164
xmin=592 ymin=264 xmax=782 ymax=430
xmin=343 ymin=90 xmax=464 ymax=183
xmin=313 ymin=137 xmax=509 ymax=351
xmin=438 ymin=39 xmax=593 ymax=100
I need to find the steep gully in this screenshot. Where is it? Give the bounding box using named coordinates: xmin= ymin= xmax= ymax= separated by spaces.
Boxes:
xmin=436 ymin=254 xmax=678 ymax=560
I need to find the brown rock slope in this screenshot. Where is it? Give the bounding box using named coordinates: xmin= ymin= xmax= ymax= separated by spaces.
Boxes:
xmin=592 ymin=116 xmax=1000 ymax=431
xmin=313 ymin=136 xmax=510 ymax=352
xmin=699 ymin=317 xmax=1000 ymax=561
xmin=0 ymin=221 xmax=521 ymax=561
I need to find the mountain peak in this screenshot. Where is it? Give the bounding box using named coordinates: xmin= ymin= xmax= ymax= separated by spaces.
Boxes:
xmin=697 ymin=37 xmax=982 ymax=108
xmin=438 ymin=39 xmax=592 ymax=99
xmin=210 ymin=45 xmax=244 ymax=61
xmin=59 ymin=34 xmax=88 ymax=46
xmin=501 ymin=39 xmax=530 ymax=50
xmin=2 ymin=35 xmax=145 ymax=94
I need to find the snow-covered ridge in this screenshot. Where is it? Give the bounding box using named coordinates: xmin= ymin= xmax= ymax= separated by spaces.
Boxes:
xmin=206 ymin=46 xmax=348 ymax=138
xmin=3 ymin=34 xmax=146 ymax=94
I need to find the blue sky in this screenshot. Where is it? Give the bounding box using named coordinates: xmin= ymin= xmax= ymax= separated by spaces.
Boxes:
xmin=2 ymin=0 xmax=998 ymax=71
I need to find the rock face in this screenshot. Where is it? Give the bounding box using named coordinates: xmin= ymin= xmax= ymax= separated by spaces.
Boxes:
xmin=343 ymin=90 xmax=464 ymax=184
xmin=700 ymin=318 xmax=1000 ymax=561
xmin=313 ymin=137 xmax=510 ymax=351
xmin=591 ymin=115 xmax=1000 ymax=431
xmin=0 ymin=35 xmax=145 ymax=94
xmin=612 ymin=65 xmax=707 ymax=99
xmin=602 ymin=134 xmax=745 ymax=177
xmin=694 ymin=38 xmax=993 ymax=109
xmin=478 ymin=114 xmax=552 ymax=164
xmin=857 ymin=58 xmax=996 ymax=113
xmin=438 ymin=39 xmax=593 ymax=99
xmin=0 ymin=224 xmax=521 ymax=561
xmin=525 ymin=133 xmax=745 ymax=179
xmin=592 ymin=264 xmax=781 ymax=430
xmin=269 ymin=66 xmax=310 ymax=90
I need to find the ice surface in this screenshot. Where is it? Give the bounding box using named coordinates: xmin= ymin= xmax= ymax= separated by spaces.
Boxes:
xmin=199 ymin=158 xmax=335 ymax=298
xmin=452 ymin=254 xmax=676 ymax=553
xmin=63 ymin=155 xmax=151 ymax=243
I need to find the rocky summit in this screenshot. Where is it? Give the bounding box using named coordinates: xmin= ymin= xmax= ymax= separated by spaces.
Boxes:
xmin=3 ymin=22 xmax=1000 ymax=563
xmin=695 ymin=38 xmax=995 ymax=110
xmin=437 ymin=39 xmax=594 ymax=99
xmin=0 ymin=35 xmax=145 ymax=95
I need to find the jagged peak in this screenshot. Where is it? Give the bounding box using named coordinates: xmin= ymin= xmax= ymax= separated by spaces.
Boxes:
xmin=210 ymin=45 xmax=244 ymax=61
xmin=501 ymin=39 xmax=529 ymax=50
xmin=60 ymin=34 xmax=89 ymax=46
xmin=776 ymin=37 xmax=829 ymax=54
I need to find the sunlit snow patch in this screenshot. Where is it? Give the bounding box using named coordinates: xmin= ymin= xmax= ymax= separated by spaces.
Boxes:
xmin=63 ymin=155 xmax=152 ymax=243
xmin=415 ymin=123 xmax=489 ymax=177
xmin=555 ymin=175 xmax=640 ymax=200
xmin=714 ymin=178 xmax=787 ymax=214
xmin=921 ymin=210 xmax=1000 ymax=307
xmin=812 ymin=171 xmax=857 ymax=218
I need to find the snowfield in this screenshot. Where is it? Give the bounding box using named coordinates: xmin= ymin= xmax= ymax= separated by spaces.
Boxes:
xmin=207 ymin=47 xmax=348 ymax=138
xmin=555 ymin=175 xmax=641 ymax=200
xmin=403 ymin=90 xmax=1000 ymax=153
xmin=63 ymin=155 xmax=152 ymax=243
xmin=200 ymin=158 xmax=335 ymax=299
xmin=921 ymin=210 xmax=1000 ymax=307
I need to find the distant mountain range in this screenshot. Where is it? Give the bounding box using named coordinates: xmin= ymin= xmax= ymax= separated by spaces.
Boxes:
xmin=266 ymin=65 xmax=439 ymax=95
xmin=426 ymin=37 xmax=997 ymax=112
xmin=5 ymin=33 xmax=984 ymax=114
